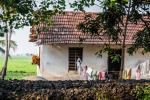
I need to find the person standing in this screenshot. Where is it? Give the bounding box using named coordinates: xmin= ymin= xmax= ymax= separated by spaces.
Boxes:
xmin=76 ymin=57 xmax=82 ymax=75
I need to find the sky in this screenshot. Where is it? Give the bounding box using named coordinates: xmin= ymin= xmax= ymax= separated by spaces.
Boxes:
xmin=11 ymin=27 xmax=37 ymax=55
xmin=11 ymin=1 xmax=100 ymax=55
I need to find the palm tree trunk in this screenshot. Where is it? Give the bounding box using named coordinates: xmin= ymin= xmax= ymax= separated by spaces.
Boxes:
xmin=0 ymin=27 xmax=16 ymax=80
xmin=8 ymin=27 xmax=12 ymax=51
xmin=1 ymin=26 xmax=9 ymax=80
xmin=0 ymin=5 xmax=9 ymax=80
xmin=120 ymin=0 xmax=131 ymax=79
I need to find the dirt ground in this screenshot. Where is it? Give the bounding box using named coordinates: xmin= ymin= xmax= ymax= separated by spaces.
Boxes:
xmin=22 ymin=75 xmax=80 ymax=81
xmin=22 ymin=74 xmax=150 ymax=81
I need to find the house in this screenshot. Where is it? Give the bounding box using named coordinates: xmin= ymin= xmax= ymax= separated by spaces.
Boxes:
xmin=29 ymin=11 xmax=150 ymax=78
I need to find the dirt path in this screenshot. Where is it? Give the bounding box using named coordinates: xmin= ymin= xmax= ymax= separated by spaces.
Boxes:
xmin=22 ymin=75 xmax=80 ymax=81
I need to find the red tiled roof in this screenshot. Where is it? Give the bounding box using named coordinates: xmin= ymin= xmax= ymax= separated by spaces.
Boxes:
xmin=29 ymin=11 xmax=147 ymax=45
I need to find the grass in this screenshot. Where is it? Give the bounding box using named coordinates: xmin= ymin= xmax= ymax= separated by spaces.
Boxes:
xmin=0 ymin=56 xmax=36 ymax=80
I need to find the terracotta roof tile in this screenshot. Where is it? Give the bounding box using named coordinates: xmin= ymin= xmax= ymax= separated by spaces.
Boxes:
xmin=29 ymin=11 xmax=148 ymax=45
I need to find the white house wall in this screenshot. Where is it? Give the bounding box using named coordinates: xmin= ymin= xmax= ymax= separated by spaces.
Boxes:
xmin=39 ymin=44 xmax=68 ymax=77
xmin=38 ymin=44 xmax=150 ymax=77
xmin=39 ymin=44 xmax=108 ymax=77
xmin=124 ymin=46 xmax=150 ymax=69
xmin=36 ymin=47 xmax=41 ymax=76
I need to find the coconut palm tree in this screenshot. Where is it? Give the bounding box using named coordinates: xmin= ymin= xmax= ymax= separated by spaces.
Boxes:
xmin=0 ymin=2 xmax=9 ymax=79
xmin=0 ymin=26 xmax=17 ymax=79
xmin=0 ymin=2 xmax=17 ymax=79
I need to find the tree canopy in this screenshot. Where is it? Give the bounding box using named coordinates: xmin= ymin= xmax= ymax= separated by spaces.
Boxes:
xmin=70 ymin=0 xmax=149 ymax=78
xmin=0 ymin=0 xmax=66 ymax=80
xmin=0 ymin=0 xmax=66 ymax=31
xmin=71 ymin=0 xmax=150 ymax=55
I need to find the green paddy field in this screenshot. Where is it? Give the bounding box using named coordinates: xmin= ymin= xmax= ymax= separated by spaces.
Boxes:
xmin=0 ymin=56 xmax=36 ymax=80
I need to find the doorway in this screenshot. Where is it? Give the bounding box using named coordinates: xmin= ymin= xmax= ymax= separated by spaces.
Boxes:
xmin=68 ymin=48 xmax=83 ymax=71
xmin=108 ymin=49 xmax=122 ymax=79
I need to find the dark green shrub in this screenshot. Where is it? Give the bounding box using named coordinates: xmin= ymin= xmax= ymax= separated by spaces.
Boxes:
xmin=136 ymin=85 xmax=150 ymax=100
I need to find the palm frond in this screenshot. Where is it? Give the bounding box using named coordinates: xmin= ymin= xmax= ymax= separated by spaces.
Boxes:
xmin=9 ymin=40 xmax=17 ymax=51
xmin=9 ymin=40 xmax=17 ymax=46
xmin=0 ymin=46 xmax=12 ymax=59
xmin=0 ymin=40 xmax=5 ymax=46
xmin=0 ymin=46 xmax=5 ymax=54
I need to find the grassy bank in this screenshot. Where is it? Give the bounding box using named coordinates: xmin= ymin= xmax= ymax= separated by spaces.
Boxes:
xmin=0 ymin=56 xmax=36 ymax=80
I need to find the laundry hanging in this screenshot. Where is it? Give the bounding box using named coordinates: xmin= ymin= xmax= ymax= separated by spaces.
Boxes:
xmin=145 ymin=59 xmax=150 ymax=74
xmin=91 ymin=70 xmax=97 ymax=80
xmin=136 ymin=65 xmax=141 ymax=80
xmin=140 ymin=61 xmax=147 ymax=76
xmin=86 ymin=67 xmax=93 ymax=77
xmin=86 ymin=67 xmax=93 ymax=80
xmin=81 ymin=65 xmax=88 ymax=80
xmin=126 ymin=69 xmax=131 ymax=79
xmin=99 ymin=71 xmax=105 ymax=80
xmin=122 ymin=70 xmax=127 ymax=79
